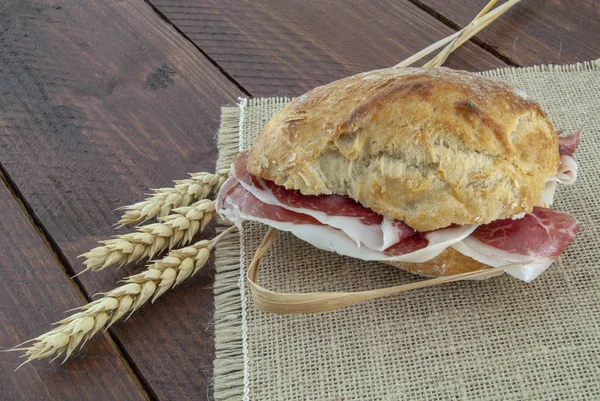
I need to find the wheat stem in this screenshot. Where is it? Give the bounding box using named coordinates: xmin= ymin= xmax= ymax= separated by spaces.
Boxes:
xmin=117 ymin=169 xmax=229 ymax=227
xmin=10 ymin=226 xmax=237 ymax=366
xmin=423 ymin=0 xmax=498 ymax=68
xmin=396 ymin=0 xmax=522 ymax=68
xmin=423 ymin=0 xmax=522 ymax=68
xmin=79 ymin=199 xmax=217 ymax=273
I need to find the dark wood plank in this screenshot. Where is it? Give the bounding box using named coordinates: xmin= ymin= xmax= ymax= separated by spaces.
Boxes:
xmin=415 ymin=0 xmax=600 ymax=66
xmin=150 ymin=0 xmax=508 ymax=97
xmin=0 ymin=0 xmax=241 ymax=400
xmin=0 ymin=179 xmax=147 ymax=401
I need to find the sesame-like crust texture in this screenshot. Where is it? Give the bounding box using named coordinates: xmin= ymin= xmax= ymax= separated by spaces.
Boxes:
xmin=247 ymin=67 xmax=559 ymax=231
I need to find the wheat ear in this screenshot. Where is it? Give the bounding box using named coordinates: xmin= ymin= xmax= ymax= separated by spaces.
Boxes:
xmin=10 ymin=226 xmax=237 ymax=366
xmin=79 ymin=199 xmax=216 ymax=273
xmin=117 ymin=169 xmax=229 ymax=227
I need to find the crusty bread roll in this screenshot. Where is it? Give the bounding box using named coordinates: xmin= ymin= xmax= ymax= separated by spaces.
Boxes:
xmin=248 ymin=67 xmax=559 ymax=233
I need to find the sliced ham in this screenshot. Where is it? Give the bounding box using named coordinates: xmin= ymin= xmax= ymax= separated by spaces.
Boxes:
xmin=540 ymin=154 xmax=578 ymax=206
xmin=216 ymin=177 xmax=321 ymax=226
xmin=217 ymin=174 xmax=476 ymax=262
xmin=473 ymin=207 xmax=580 ymax=259
xmin=218 ymin=133 xmax=580 ymax=282
xmin=232 ymin=152 xmax=415 ymax=251
xmin=452 ymin=207 xmax=580 ymax=282
xmin=540 ymin=130 xmax=581 ymax=206
xmin=557 ymin=129 xmax=582 ymax=157
xmin=232 ymin=154 xmax=381 ymax=223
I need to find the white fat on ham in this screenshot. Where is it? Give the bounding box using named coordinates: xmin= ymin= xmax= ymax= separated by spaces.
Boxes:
xmin=219 ymin=182 xmax=476 ymax=263
xmin=236 ymin=174 xmax=401 ymax=251
xmin=540 ymin=154 xmax=578 ymax=206
xmin=540 ymin=181 xmax=558 ymax=207
xmin=555 ymin=154 xmax=578 ymax=184
xmin=289 ymin=223 xmax=476 ymax=263
xmin=452 ymin=237 xmax=553 ymax=282
xmin=380 ymin=217 xmax=402 ymax=250
xmin=218 ymin=197 xmax=244 ymax=228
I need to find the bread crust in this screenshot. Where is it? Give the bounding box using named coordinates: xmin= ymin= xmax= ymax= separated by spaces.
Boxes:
xmin=247 ymin=67 xmax=559 ymax=231
xmin=384 ymin=247 xmax=492 ymax=277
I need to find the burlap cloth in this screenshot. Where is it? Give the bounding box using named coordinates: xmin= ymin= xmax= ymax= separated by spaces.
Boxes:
xmin=213 ymin=61 xmax=600 ymax=401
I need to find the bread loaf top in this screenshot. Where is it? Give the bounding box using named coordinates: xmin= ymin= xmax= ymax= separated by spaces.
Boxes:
xmin=247 ymin=67 xmax=559 ymax=231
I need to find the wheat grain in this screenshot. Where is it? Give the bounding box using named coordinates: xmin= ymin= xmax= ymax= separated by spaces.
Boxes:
xmin=80 ymin=199 xmax=217 ymax=273
xmin=11 ymin=226 xmax=237 ymax=366
xmin=117 ymin=169 xmax=230 ymax=226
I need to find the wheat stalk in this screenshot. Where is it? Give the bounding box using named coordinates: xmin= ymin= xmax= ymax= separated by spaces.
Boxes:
xmin=396 ymin=0 xmax=522 ymax=68
xmin=10 ymin=226 xmax=237 ymax=367
xmin=117 ymin=169 xmax=229 ymax=227
xmin=79 ymin=199 xmax=216 ymax=273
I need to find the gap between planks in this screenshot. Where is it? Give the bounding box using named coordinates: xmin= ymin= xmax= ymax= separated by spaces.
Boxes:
xmin=143 ymin=0 xmax=253 ymax=97
xmin=0 ymin=163 xmax=157 ymax=401
xmin=146 ymin=0 xmax=515 ymax=98
xmin=407 ymin=0 xmax=521 ymax=67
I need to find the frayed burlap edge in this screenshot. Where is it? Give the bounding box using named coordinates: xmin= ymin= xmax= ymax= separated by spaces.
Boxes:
xmin=213 ymin=99 xmax=247 ymax=401
xmin=212 ymin=59 xmax=600 ymax=401
xmin=483 ymin=59 xmax=600 ymax=78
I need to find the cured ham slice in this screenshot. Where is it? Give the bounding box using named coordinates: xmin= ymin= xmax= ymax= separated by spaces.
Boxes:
xmin=232 ymin=154 xmax=381 ymax=223
xmin=219 ymin=175 xmax=577 ymax=280
xmin=232 ymin=152 xmax=414 ymax=251
xmin=557 ymin=129 xmax=581 ymax=157
xmin=556 ymin=154 xmax=578 ymax=184
xmin=216 ymin=175 xmax=476 ymax=262
xmin=452 ymin=207 xmax=580 ymax=282
xmin=540 ymin=130 xmax=581 ymax=206
xmin=540 ymin=154 xmax=578 ymax=206
xmin=555 ymin=130 xmax=581 ymax=185
xmin=216 ymin=177 xmax=320 ymax=226
xmin=473 ymin=207 xmax=580 ymax=259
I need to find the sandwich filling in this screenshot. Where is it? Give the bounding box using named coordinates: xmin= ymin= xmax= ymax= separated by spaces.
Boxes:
xmin=217 ymin=131 xmax=581 ymax=282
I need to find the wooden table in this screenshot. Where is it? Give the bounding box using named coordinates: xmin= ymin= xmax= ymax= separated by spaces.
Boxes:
xmin=0 ymin=1 xmax=598 ymax=400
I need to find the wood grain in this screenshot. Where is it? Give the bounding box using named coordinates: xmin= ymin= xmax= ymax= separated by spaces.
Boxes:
xmin=5 ymin=0 xmax=590 ymax=399
xmin=0 ymin=179 xmax=147 ymax=401
xmin=0 ymin=0 xmax=241 ymax=400
xmin=415 ymin=0 xmax=600 ymax=66
xmin=149 ymin=0 xmax=508 ymax=97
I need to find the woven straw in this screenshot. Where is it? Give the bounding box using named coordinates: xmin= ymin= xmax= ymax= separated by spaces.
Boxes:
xmin=214 ymin=61 xmax=600 ymax=401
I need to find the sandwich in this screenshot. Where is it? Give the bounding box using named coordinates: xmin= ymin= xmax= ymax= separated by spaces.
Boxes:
xmin=216 ymin=67 xmax=581 ymax=282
